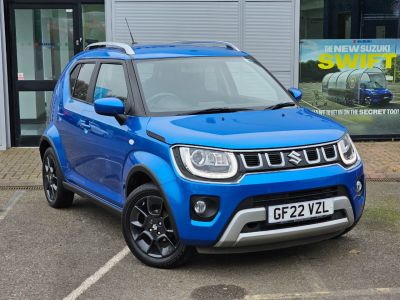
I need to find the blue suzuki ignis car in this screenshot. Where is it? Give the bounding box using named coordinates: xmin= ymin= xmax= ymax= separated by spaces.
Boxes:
xmin=40 ymin=41 xmax=365 ymax=268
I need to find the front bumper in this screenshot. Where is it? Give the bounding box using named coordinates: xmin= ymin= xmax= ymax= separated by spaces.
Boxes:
xmin=197 ymin=196 xmax=353 ymax=253
xmin=160 ymin=161 xmax=365 ymax=248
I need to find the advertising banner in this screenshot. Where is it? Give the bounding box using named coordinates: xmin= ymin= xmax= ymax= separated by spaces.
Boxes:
xmin=299 ymin=39 xmax=400 ymax=137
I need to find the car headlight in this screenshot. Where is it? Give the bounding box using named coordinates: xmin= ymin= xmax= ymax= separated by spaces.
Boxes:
xmin=337 ymin=134 xmax=359 ymax=166
xmin=177 ymin=146 xmax=238 ymax=179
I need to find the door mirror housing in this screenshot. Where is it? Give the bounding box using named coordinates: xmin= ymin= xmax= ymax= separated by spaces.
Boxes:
xmin=94 ymin=97 xmax=125 ymax=116
xmin=288 ymin=88 xmax=302 ymax=102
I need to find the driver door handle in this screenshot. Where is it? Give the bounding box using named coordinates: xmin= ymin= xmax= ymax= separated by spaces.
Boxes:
xmin=80 ymin=123 xmax=91 ymax=130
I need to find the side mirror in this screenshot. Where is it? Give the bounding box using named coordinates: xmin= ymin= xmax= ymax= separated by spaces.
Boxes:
xmin=288 ymin=88 xmax=302 ymax=102
xmin=94 ymin=97 xmax=125 ymax=116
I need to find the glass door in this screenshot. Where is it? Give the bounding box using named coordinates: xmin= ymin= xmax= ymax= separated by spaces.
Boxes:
xmin=10 ymin=5 xmax=79 ymax=146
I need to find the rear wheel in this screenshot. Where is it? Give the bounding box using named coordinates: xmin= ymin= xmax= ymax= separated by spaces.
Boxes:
xmin=42 ymin=148 xmax=74 ymax=208
xmin=122 ymin=183 xmax=194 ymax=268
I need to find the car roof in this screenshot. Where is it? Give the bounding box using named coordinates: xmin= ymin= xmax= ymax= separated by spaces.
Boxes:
xmin=76 ymin=43 xmax=249 ymax=60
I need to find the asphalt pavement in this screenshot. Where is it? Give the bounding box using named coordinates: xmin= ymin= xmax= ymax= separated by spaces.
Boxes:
xmin=0 ymin=182 xmax=399 ymax=300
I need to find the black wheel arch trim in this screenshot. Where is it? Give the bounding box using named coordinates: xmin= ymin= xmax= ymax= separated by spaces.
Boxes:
xmin=125 ymin=165 xmax=181 ymax=240
xmin=39 ymin=136 xmax=65 ymax=182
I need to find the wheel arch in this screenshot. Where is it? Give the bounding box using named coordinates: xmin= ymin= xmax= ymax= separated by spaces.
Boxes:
xmin=125 ymin=165 xmax=162 ymax=199
xmin=39 ymin=134 xmax=66 ymax=181
xmin=124 ymin=164 xmax=181 ymax=239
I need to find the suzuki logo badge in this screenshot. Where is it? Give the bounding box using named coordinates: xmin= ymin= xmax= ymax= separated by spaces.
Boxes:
xmin=288 ymin=151 xmax=302 ymax=165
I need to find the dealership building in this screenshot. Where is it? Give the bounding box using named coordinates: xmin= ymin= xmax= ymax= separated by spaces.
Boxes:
xmin=0 ymin=0 xmax=399 ymax=149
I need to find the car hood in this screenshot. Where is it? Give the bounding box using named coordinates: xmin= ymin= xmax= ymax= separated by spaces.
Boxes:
xmin=366 ymin=88 xmax=391 ymax=94
xmin=146 ymin=108 xmax=346 ymax=149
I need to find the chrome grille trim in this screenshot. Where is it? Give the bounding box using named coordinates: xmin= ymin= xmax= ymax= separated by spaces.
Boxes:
xmin=240 ymin=153 xmax=263 ymax=169
xmin=303 ymin=148 xmax=321 ymax=164
xmin=265 ymin=152 xmax=285 ymax=167
xmin=238 ymin=141 xmax=341 ymax=172
xmin=321 ymin=145 xmax=338 ymax=162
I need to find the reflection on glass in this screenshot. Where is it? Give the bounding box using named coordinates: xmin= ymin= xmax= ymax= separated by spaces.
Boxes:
xmin=15 ymin=9 xmax=74 ymax=81
xmin=19 ymin=91 xmax=53 ymax=136
xmin=300 ymin=0 xmax=400 ymax=39
xmin=82 ymin=4 xmax=105 ymax=47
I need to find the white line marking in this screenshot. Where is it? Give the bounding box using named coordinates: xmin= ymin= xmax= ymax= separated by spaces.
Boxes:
xmin=0 ymin=190 xmax=25 ymax=221
xmin=245 ymin=287 xmax=400 ymax=299
xmin=63 ymin=247 xmax=130 ymax=300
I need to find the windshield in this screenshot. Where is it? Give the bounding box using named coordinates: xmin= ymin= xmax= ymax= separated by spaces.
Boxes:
xmin=360 ymin=72 xmax=387 ymax=89
xmin=135 ymin=57 xmax=293 ymax=115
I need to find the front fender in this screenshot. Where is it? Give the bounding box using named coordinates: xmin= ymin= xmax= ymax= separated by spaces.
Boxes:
xmin=122 ymin=150 xmax=186 ymax=238
xmin=123 ymin=150 xmax=177 ymax=188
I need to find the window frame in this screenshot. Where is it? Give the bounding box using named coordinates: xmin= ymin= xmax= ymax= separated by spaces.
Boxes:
xmin=93 ymin=62 xmax=129 ymax=104
xmin=69 ymin=60 xmax=97 ymax=104
xmin=91 ymin=59 xmax=135 ymax=114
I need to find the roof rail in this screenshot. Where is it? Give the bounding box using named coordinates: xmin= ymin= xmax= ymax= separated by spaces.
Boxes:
xmin=85 ymin=42 xmax=135 ymax=55
xmin=173 ymin=40 xmax=240 ymax=51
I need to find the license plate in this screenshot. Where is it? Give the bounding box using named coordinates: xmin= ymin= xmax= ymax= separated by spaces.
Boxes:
xmin=268 ymin=199 xmax=334 ymax=224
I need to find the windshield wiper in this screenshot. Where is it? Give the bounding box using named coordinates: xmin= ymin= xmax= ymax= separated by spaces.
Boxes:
xmin=179 ymin=107 xmax=252 ymax=115
xmin=264 ymin=102 xmax=296 ymax=110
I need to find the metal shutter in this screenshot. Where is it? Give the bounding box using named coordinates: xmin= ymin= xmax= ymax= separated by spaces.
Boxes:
xmin=112 ymin=1 xmax=240 ymax=46
xmin=108 ymin=0 xmax=295 ymax=87
xmin=244 ymin=1 xmax=294 ymax=87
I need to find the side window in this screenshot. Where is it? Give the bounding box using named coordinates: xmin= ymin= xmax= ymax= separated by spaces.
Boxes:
xmin=72 ymin=63 xmax=95 ymax=101
xmin=94 ymin=64 xmax=128 ymax=102
xmin=69 ymin=64 xmax=81 ymax=95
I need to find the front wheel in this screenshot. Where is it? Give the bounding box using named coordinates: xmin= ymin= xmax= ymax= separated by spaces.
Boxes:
xmin=122 ymin=183 xmax=194 ymax=268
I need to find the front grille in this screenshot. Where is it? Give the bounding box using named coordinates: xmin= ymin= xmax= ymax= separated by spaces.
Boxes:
xmin=305 ymin=148 xmax=319 ymax=162
xmin=242 ymin=153 xmax=261 ymax=168
xmin=323 ymin=145 xmax=336 ymax=159
xmin=239 ymin=186 xmax=349 ymax=233
xmin=266 ymin=152 xmax=283 ymax=166
xmin=252 ymin=186 xmax=347 ymax=207
xmin=238 ymin=141 xmax=341 ymax=172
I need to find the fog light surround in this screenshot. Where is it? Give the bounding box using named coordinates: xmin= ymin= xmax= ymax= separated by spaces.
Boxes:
xmin=190 ymin=196 xmax=219 ymax=221
xmin=356 ymin=180 xmax=363 ymax=196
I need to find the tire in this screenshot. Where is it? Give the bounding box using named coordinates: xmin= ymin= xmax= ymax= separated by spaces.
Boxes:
xmin=122 ymin=183 xmax=194 ymax=268
xmin=42 ymin=148 xmax=74 ymax=208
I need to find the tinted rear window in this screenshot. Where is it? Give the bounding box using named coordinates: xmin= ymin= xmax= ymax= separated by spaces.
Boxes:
xmin=72 ymin=63 xmax=95 ymax=102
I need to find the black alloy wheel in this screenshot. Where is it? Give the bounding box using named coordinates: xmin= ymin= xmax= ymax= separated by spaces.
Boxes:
xmin=43 ymin=154 xmax=58 ymax=202
xmin=42 ymin=148 xmax=74 ymax=208
xmin=122 ymin=183 xmax=194 ymax=268
xmin=130 ymin=194 xmax=178 ymax=258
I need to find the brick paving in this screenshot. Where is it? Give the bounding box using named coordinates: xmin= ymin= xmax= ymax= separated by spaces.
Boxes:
xmin=0 ymin=142 xmax=399 ymax=187
xmin=0 ymin=148 xmax=42 ymax=187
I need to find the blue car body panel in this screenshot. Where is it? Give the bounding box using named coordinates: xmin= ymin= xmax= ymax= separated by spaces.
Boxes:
xmin=146 ymin=108 xmax=346 ymax=149
xmin=41 ymin=44 xmax=365 ymax=247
